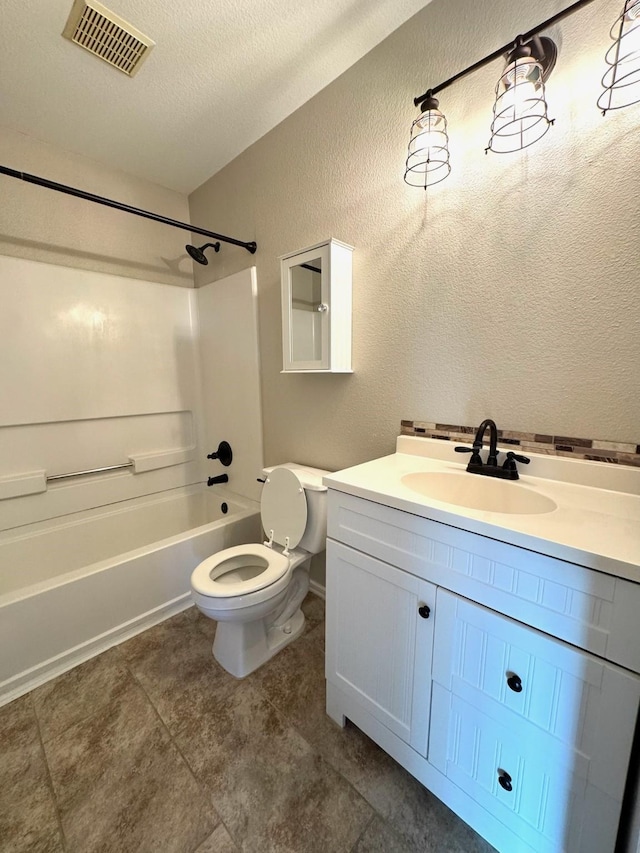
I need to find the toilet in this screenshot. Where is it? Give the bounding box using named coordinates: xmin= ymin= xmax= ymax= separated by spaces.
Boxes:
xmin=190 ymin=463 xmax=329 ymax=678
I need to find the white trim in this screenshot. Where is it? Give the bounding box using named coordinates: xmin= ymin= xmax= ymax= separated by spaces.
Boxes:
xmin=309 ymin=578 xmax=325 ymax=599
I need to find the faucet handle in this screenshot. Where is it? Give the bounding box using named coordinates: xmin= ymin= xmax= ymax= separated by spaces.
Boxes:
xmin=506 ymin=451 xmax=530 ymax=464
xmin=455 ymin=444 xmax=483 ymax=465
xmin=503 ymin=451 xmax=530 ymax=471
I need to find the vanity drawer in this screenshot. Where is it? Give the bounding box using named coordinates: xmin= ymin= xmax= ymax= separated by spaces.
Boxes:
xmin=327 ymin=490 xmax=640 ymax=670
xmin=429 ymin=683 xmax=623 ymax=853
xmin=432 ymin=589 xmax=640 ymax=804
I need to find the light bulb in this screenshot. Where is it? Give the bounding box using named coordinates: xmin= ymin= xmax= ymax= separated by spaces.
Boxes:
xmin=404 ymin=97 xmax=451 ymax=187
xmin=487 ymin=52 xmax=551 ymax=153
xmin=500 ymin=79 xmax=539 ymax=117
xmin=504 ymin=58 xmax=541 ymax=87
xmin=410 ymin=111 xmax=446 ymax=156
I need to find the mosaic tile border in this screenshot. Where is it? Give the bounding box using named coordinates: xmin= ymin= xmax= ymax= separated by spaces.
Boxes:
xmin=401 ymin=420 xmax=640 ymax=468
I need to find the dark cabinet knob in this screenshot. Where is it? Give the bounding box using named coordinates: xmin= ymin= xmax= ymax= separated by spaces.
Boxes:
xmin=498 ymin=771 xmax=513 ymax=792
xmin=506 ymin=674 xmax=523 ymax=693
xmin=418 ymin=604 xmax=431 ymax=619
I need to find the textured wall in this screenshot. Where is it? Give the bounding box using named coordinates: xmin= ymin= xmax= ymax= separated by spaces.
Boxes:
xmin=0 ymin=126 xmax=194 ymax=287
xmin=189 ymin=0 xmax=640 ymax=473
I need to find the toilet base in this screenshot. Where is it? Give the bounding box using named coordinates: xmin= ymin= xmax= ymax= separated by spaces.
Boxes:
xmin=212 ymin=607 xmax=306 ymax=678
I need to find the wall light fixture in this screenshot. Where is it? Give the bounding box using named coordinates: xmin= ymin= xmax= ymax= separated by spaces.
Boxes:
xmin=404 ymin=94 xmax=451 ymax=188
xmin=598 ymin=0 xmax=640 ymax=113
xmin=404 ymin=0 xmax=598 ymax=188
xmin=486 ymin=36 xmax=556 ymax=154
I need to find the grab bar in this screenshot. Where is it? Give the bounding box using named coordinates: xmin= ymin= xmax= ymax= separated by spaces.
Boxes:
xmin=1 ymin=448 xmax=196 ymax=500
xmin=46 ymin=462 xmax=134 ymax=482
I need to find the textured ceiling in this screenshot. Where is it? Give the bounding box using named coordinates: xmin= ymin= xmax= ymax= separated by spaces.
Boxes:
xmin=1 ymin=0 xmax=432 ymax=193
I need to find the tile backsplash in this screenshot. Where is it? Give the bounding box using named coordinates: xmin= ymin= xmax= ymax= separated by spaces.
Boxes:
xmin=401 ymin=421 xmax=640 ymax=468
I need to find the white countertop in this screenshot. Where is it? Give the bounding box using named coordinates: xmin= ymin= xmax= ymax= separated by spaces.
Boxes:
xmin=323 ymin=436 xmax=640 ymax=582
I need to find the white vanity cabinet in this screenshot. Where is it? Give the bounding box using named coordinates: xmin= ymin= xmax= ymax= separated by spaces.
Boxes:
xmin=325 ymin=489 xmax=640 ymax=853
xmin=280 ymin=238 xmax=353 ymax=373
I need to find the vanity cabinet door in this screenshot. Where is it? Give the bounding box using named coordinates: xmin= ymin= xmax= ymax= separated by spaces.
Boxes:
xmin=326 ymin=539 xmax=436 ymax=755
xmin=430 ymin=589 xmax=640 ymax=853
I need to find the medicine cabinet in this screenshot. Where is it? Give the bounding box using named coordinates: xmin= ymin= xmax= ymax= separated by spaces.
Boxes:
xmin=280 ymin=238 xmax=353 ymax=373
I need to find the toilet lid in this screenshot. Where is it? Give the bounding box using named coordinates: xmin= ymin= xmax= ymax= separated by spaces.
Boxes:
xmin=260 ymin=467 xmax=307 ymax=549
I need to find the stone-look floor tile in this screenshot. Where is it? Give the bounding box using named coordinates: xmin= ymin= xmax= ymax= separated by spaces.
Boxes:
xmin=119 ymin=606 xmax=238 ymax=732
xmin=195 ymin=823 xmax=239 ymax=852
xmin=44 ymin=681 xmax=160 ymax=806
xmin=0 ymin=696 xmax=64 ymax=853
xmin=301 ymin=592 xmax=325 ymax=637
xmin=352 ymin=815 xmax=417 ymax=852
xmin=175 ymin=679 xmax=373 ymax=853
xmin=352 ymin=750 xmax=496 ymax=853
xmin=0 ymin=693 xmax=40 ymax=773
xmin=44 ymin=680 xmax=218 ymax=853
xmin=250 ymin=634 xmax=365 ymax=773
xmin=253 ymin=635 xmax=495 ymax=853
xmin=32 ymin=646 xmax=134 ymax=743
xmin=306 ymin=619 xmax=325 ymax=648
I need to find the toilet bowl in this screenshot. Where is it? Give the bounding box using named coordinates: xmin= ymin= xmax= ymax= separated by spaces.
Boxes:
xmin=190 ymin=463 xmax=329 ymax=678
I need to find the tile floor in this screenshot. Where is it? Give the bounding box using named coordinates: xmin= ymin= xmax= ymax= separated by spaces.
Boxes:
xmin=0 ymin=594 xmax=495 ymax=853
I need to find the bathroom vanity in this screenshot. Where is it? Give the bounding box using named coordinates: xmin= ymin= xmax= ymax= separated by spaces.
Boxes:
xmin=324 ymin=436 xmax=640 ymax=853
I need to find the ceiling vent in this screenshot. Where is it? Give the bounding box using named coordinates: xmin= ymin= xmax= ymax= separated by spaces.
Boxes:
xmin=62 ymin=0 xmax=155 ymax=77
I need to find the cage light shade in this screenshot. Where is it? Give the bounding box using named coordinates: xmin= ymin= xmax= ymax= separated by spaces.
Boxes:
xmin=404 ymin=97 xmax=451 ymax=188
xmin=598 ymin=0 xmax=640 ymax=113
xmin=487 ymin=53 xmax=552 ymax=154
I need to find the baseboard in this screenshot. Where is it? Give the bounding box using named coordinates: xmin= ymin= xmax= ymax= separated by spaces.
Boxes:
xmin=309 ymin=578 xmax=326 ymax=600
xmin=0 ymin=593 xmax=192 ymax=708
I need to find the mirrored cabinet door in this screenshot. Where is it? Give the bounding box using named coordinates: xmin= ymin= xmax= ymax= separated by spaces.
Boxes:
xmin=286 ymin=245 xmax=330 ymax=370
xmin=280 ymin=238 xmax=353 ymax=373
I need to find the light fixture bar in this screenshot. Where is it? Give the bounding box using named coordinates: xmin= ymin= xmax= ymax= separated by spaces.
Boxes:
xmin=412 ymin=0 xmax=597 ymax=107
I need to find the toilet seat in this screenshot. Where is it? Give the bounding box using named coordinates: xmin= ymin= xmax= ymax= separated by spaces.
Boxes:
xmin=191 ymin=543 xmax=290 ymax=598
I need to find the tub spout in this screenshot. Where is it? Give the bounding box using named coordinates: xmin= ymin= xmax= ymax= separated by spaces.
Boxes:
xmin=207 ymin=474 xmax=229 ymax=486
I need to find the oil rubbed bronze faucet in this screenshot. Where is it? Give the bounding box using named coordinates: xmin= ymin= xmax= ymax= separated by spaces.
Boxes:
xmin=455 ymin=419 xmax=530 ymax=480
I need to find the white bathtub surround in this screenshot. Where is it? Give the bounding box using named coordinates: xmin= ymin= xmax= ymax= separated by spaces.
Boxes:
xmin=0 ymin=255 xmax=202 ymax=531
xmin=196 ymin=267 xmax=264 ymax=503
xmin=0 ymin=486 xmax=261 ymax=706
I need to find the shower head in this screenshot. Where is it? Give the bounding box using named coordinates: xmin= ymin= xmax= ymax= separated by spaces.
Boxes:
xmin=186 ymin=242 xmax=221 ymax=265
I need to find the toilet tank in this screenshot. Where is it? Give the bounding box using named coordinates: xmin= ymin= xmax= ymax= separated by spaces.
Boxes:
xmin=262 ymin=463 xmax=330 ymax=555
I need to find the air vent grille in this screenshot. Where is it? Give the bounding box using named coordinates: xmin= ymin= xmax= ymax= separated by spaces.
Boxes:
xmin=62 ymin=0 xmax=154 ymax=76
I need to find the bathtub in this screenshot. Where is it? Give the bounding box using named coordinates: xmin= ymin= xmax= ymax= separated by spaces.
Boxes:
xmin=0 ymin=484 xmax=261 ymax=706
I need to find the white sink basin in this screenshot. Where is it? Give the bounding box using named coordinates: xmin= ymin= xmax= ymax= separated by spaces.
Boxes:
xmin=401 ymin=471 xmax=558 ymax=515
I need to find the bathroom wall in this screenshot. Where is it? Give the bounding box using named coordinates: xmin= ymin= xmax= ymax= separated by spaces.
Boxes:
xmin=189 ymin=0 xmax=640 ymax=474
xmin=0 ymin=126 xmax=193 ymax=287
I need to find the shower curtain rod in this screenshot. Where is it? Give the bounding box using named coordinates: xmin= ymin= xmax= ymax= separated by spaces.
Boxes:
xmin=0 ymin=164 xmax=257 ymax=254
